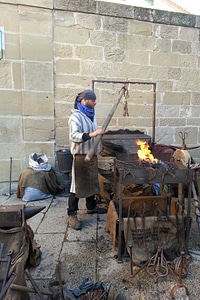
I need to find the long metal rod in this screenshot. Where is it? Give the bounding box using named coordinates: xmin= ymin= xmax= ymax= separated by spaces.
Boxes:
xmin=85 ymin=86 xmax=126 ymax=161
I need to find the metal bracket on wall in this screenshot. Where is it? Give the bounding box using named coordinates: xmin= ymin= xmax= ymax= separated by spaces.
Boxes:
xmin=92 ymin=79 xmax=157 ymax=145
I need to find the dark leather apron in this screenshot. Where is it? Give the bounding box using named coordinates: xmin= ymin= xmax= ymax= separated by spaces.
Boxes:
xmin=74 ymin=155 xmax=100 ymax=198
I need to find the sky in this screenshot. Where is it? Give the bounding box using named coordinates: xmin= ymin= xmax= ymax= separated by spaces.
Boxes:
xmin=169 ymin=0 xmax=200 ymax=15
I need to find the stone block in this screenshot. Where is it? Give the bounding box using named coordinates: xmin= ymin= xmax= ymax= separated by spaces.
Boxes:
xmin=102 ymin=16 xmax=128 ymax=32
xmin=118 ymin=33 xmax=156 ymax=51
xmin=55 ymin=127 xmax=69 ymax=147
xmin=75 ymin=46 xmax=103 ymax=60
xmin=155 ymin=39 xmax=172 ymax=53
xmin=21 ymin=35 xmax=52 ymax=61
xmin=24 ymin=62 xmax=53 ymax=91
xmin=0 ymin=117 xmax=22 ymax=143
xmin=54 ymin=27 xmax=89 ymax=44
xmin=125 ymin=50 xmax=149 ymax=65
xmin=0 ymin=62 xmax=12 ymax=89
xmin=160 ymin=118 xmax=186 ymax=127
xmin=13 ymin=62 xmax=22 ymax=89
xmin=54 ymin=11 xmax=75 ymax=27
xmin=172 ymin=40 xmax=192 ymax=54
xmin=22 ymin=91 xmax=54 ymax=116
xmin=5 ymin=33 xmax=20 ymax=60
xmin=56 ymin=59 xmax=80 ymax=74
xmin=54 ymin=43 xmax=73 ymax=58
xmin=77 ymin=13 xmax=101 ymax=30
xmin=163 ymin=92 xmax=190 ymax=105
xmin=0 ymin=144 xmax=24 ymax=160
xmin=154 ymin=126 xmax=174 ymax=145
xmin=55 ymin=103 xmax=69 ymax=119
xmin=23 ymin=118 xmax=54 ymax=142
xmin=129 ymin=20 xmax=152 ymax=36
xmin=167 ymin=67 xmax=181 ymax=80
xmin=90 ymin=31 xmax=116 ymax=47
xmin=19 ymin=10 xmax=52 ymax=35
xmin=179 ymin=55 xmax=198 ymax=68
xmin=104 ymin=47 xmax=125 ymax=62
xmin=0 ymin=159 xmax=21 ymax=182
xmin=150 ymin=52 xmax=179 ymax=66
xmin=0 ymin=91 xmax=22 ymax=115
xmin=157 ymin=81 xmax=173 ymax=91
xmin=0 ymin=7 xmax=19 ymax=32
xmin=160 ymin=25 xmax=178 ymax=39
xmin=180 ymin=27 xmax=199 ymax=42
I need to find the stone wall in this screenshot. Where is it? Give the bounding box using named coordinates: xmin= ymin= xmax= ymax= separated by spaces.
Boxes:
xmin=0 ymin=0 xmax=200 ymax=190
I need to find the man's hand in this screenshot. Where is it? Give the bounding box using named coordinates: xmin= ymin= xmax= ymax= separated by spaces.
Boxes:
xmin=89 ymin=129 xmax=104 ymax=138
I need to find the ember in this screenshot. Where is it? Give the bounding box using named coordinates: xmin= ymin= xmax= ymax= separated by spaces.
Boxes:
xmin=137 ymin=139 xmax=158 ymax=163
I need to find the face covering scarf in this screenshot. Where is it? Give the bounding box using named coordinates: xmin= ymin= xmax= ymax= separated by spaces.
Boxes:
xmin=77 ymin=102 xmax=95 ymax=121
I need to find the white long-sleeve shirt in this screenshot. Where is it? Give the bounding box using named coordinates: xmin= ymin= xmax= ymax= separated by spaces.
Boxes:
xmin=68 ymin=108 xmax=102 ymax=155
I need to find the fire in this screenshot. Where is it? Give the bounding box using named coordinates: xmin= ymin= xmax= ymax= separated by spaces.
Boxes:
xmin=136 ymin=140 xmax=158 ymax=163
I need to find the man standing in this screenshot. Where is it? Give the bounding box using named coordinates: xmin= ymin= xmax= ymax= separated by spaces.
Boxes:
xmin=67 ymin=89 xmax=107 ymax=230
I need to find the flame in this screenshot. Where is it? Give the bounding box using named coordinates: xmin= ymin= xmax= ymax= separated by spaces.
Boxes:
xmin=136 ymin=140 xmax=158 ymax=163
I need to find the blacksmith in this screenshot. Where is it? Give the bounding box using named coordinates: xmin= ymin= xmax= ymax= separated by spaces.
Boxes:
xmin=67 ymin=89 xmax=107 ymax=230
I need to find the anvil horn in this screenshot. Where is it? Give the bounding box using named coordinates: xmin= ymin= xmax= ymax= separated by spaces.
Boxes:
xmin=24 ymin=206 xmax=46 ymax=220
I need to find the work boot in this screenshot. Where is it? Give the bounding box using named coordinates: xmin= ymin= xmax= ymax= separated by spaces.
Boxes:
xmin=68 ymin=215 xmax=82 ymax=230
xmin=87 ymin=206 xmax=107 ymax=214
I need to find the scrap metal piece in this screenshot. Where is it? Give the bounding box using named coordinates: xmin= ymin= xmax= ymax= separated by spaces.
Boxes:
xmin=0 ymin=273 xmax=16 ymax=299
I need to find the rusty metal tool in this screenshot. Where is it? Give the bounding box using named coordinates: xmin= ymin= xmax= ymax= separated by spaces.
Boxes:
xmin=170 ymin=252 xmax=190 ymax=299
xmin=56 ymin=260 xmax=64 ymax=300
xmin=25 ymin=269 xmax=45 ymax=300
xmin=128 ymin=244 xmax=133 ymax=277
xmin=146 ymin=247 xmax=168 ymax=283
xmin=0 ymin=273 xmax=16 ymax=299
xmin=138 ymin=203 xmax=148 ymax=248
xmin=1 ymin=249 xmax=13 ymax=292
xmin=85 ymin=86 xmax=127 ymax=162
xmin=178 ymin=131 xmax=188 ymax=150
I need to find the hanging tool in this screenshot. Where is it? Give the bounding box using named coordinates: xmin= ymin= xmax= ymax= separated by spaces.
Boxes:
xmin=123 ymin=86 xmax=129 ymax=117
xmin=178 ymin=131 xmax=188 ymax=150
xmin=85 ymin=86 xmax=128 ymax=162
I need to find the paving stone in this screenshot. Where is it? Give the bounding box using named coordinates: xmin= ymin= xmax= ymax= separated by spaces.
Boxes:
xmin=30 ymin=233 xmax=64 ymax=279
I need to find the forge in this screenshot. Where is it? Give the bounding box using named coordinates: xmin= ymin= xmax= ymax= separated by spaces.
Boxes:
xmin=100 ymin=129 xmax=194 ymax=293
